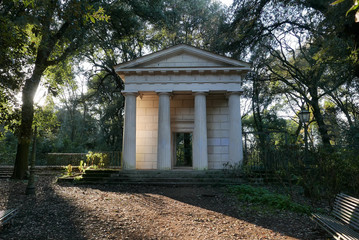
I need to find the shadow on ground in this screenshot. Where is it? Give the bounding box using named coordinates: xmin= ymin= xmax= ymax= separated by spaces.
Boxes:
xmin=71 ymin=182 xmax=328 ymax=240
xmin=0 ymin=177 xmax=87 ymax=240
xmin=0 ymin=175 xmax=162 ymax=240
xmin=1 ymin=171 xmax=328 ymax=240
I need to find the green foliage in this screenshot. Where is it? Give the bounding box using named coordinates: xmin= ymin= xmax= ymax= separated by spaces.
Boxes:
xmin=65 ymin=164 xmax=73 ymax=176
xmin=33 ymin=99 xmax=59 ymax=136
xmin=228 ymin=0 xmax=358 ymax=147
xmin=0 ymin=131 xmax=17 ymax=165
xmin=86 ymin=151 xmax=109 ymax=169
xmin=1 ymin=0 xmax=116 ymax=179
xmin=85 ymin=6 xmax=111 ymax=23
xmin=0 ymin=96 xmax=21 ymax=137
xmin=222 ymin=162 xmax=243 ymax=177
xmin=142 ymin=0 xmax=227 ymax=51
xmin=85 ymin=73 xmax=124 ymax=151
xmin=228 ymin=184 xmax=311 ymax=214
xmin=296 ymin=147 xmax=359 ymax=199
xmin=74 ymin=175 xmax=83 ymax=181
xmin=78 ymin=160 xmax=86 ymax=173
xmin=331 ymin=0 xmax=359 ymax=20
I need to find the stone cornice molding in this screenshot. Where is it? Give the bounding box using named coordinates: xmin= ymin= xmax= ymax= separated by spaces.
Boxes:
xmin=118 ymin=67 xmax=251 ymax=75
xmin=114 ymin=44 xmax=251 ymax=71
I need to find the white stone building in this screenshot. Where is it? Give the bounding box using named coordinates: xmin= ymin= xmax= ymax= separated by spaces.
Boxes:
xmin=114 ymin=44 xmax=250 ymax=170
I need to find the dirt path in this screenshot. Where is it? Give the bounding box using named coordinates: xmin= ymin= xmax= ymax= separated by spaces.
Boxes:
xmin=0 ymin=175 xmax=327 ymax=239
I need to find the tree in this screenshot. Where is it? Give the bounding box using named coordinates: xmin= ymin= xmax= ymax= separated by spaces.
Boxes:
xmin=296 ymin=0 xmax=359 ymax=76
xmin=223 ymin=0 xmax=358 ymax=146
xmin=0 ymin=0 xmax=110 ymax=179
xmin=85 ymin=73 xmax=124 ymax=151
xmin=330 ymin=0 xmax=359 ymax=22
xmin=145 ymin=0 xmax=227 ymax=51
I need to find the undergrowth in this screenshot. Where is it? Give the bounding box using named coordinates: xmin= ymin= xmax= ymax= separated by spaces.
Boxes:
xmin=228 ymin=184 xmax=311 ymax=214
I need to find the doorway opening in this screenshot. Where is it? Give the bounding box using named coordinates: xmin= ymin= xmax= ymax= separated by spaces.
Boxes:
xmin=173 ymin=132 xmax=193 ymax=167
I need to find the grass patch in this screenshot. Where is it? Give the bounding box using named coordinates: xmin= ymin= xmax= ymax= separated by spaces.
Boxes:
xmin=228 ymin=184 xmax=311 ymax=214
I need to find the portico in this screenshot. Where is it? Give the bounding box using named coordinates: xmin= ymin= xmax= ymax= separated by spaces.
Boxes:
xmin=115 ymin=44 xmax=250 ymax=170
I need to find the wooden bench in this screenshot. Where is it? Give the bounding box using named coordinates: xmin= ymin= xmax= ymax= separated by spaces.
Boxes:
xmin=0 ymin=208 xmax=18 ymax=227
xmin=311 ymin=193 xmax=359 ymax=240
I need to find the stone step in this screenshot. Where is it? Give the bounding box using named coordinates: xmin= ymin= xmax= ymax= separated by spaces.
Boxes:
xmin=82 ymin=173 xmax=115 ymax=178
xmin=78 ymin=169 xmax=245 ymax=186
xmin=104 ymin=181 xmax=243 ymax=186
xmin=81 ymin=175 xmax=241 ymax=180
xmin=78 ymin=179 xmax=244 ymax=186
xmin=104 ymin=177 xmax=243 ymax=183
xmin=0 ymin=176 xmax=12 ymax=179
xmin=58 ymin=168 xmax=277 ymax=185
xmin=0 ymin=168 xmax=13 ymax=178
xmin=83 ymin=170 xmax=233 ymax=179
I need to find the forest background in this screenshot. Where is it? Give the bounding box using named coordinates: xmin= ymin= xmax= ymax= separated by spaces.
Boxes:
xmin=1 ymin=0 xmax=359 ymax=198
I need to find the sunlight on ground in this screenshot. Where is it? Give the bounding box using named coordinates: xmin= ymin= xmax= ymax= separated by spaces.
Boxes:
xmin=53 ymin=184 xmax=299 ymax=239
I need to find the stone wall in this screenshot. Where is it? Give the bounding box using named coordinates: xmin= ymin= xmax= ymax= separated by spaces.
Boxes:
xmin=207 ymin=95 xmax=230 ymax=169
xmin=136 ymin=95 xmax=159 ymax=169
xmin=135 ymin=93 xmax=230 ymax=169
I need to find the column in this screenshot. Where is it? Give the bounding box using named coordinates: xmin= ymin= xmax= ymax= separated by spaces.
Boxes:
xmin=193 ymin=92 xmax=208 ymax=170
xmin=228 ymin=91 xmax=243 ymax=166
xmin=122 ymin=92 xmax=138 ymax=169
xmin=157 ymin=92 xmax=172 ymax=170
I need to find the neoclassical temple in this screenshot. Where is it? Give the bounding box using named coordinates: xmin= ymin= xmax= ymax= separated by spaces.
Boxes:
xmin=114 ymin=45 xmax=250 ymax=170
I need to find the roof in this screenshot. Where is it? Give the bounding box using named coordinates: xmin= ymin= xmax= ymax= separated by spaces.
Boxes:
xmin=114 ymin=44 xmax=251 ymax=75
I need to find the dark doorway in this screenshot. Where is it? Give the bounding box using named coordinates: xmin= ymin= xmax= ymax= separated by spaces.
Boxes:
xmin=174 ymin=132 xmax=192 ymax=167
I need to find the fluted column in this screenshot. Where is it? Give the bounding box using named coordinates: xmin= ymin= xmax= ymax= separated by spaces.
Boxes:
xmin=122 ymin=92 xmax=138 ymax=169
xmin=193 ymin=92 xmax=208 ymax=170
xmin=157 ymin=92 xmax=172 ymax=170
xmin=228 ymin=91 xmax=243 ymax=166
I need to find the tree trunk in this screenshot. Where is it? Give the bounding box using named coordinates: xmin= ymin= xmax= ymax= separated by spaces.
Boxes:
xmin=310 ymin=98 xmax=331 ymax=146
xmin=12 ymin=67 xmax=43 ymax=179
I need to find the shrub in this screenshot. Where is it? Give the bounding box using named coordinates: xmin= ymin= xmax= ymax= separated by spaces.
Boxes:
xmin=293 ymin=147 xmax=359 ymax=201
xmin=85 ymin=151 xmax=109 ymax=169
xmin=78 ymin=160 xmax=86 ymax=173
xmin=228 ymin=184 xmax=310 ymax=214
xmin=65 ymin=164 xmax=73 ymax=176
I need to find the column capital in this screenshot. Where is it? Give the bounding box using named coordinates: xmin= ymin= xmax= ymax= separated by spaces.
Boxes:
xmin=192 ymin=91 xmax=208 ymax=96
xmin=156 ymin=91 xmax=172 ymax=96
xmin=226 ymin=90 xmax=244 ymax=97
xmin=122 ymin=91 xmax=139 ymax=97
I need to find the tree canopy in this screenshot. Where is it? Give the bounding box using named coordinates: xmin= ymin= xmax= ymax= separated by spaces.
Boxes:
xmin=1 ymin=0 xmax=359 ymax=184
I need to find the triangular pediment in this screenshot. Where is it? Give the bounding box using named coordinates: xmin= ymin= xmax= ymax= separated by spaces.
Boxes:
xmin=114 ymin=44 xmax=250 ymax=73
xmin=136 ymin=52 xmax=232 ymax=68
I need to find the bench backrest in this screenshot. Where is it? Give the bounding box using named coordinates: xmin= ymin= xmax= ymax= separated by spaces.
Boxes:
xmin=0 ymin=208 xmax=18 ymax=225
xmin=333 ymin=193 xmax=359 ymax=231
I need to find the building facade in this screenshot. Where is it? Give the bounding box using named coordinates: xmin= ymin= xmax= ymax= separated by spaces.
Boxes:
xmin=114 ymin=45 xmax=250 ymax=170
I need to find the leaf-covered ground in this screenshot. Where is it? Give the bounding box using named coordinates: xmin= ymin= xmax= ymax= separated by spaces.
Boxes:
xmin=0 ymin=172 xmax=328 ymax=239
